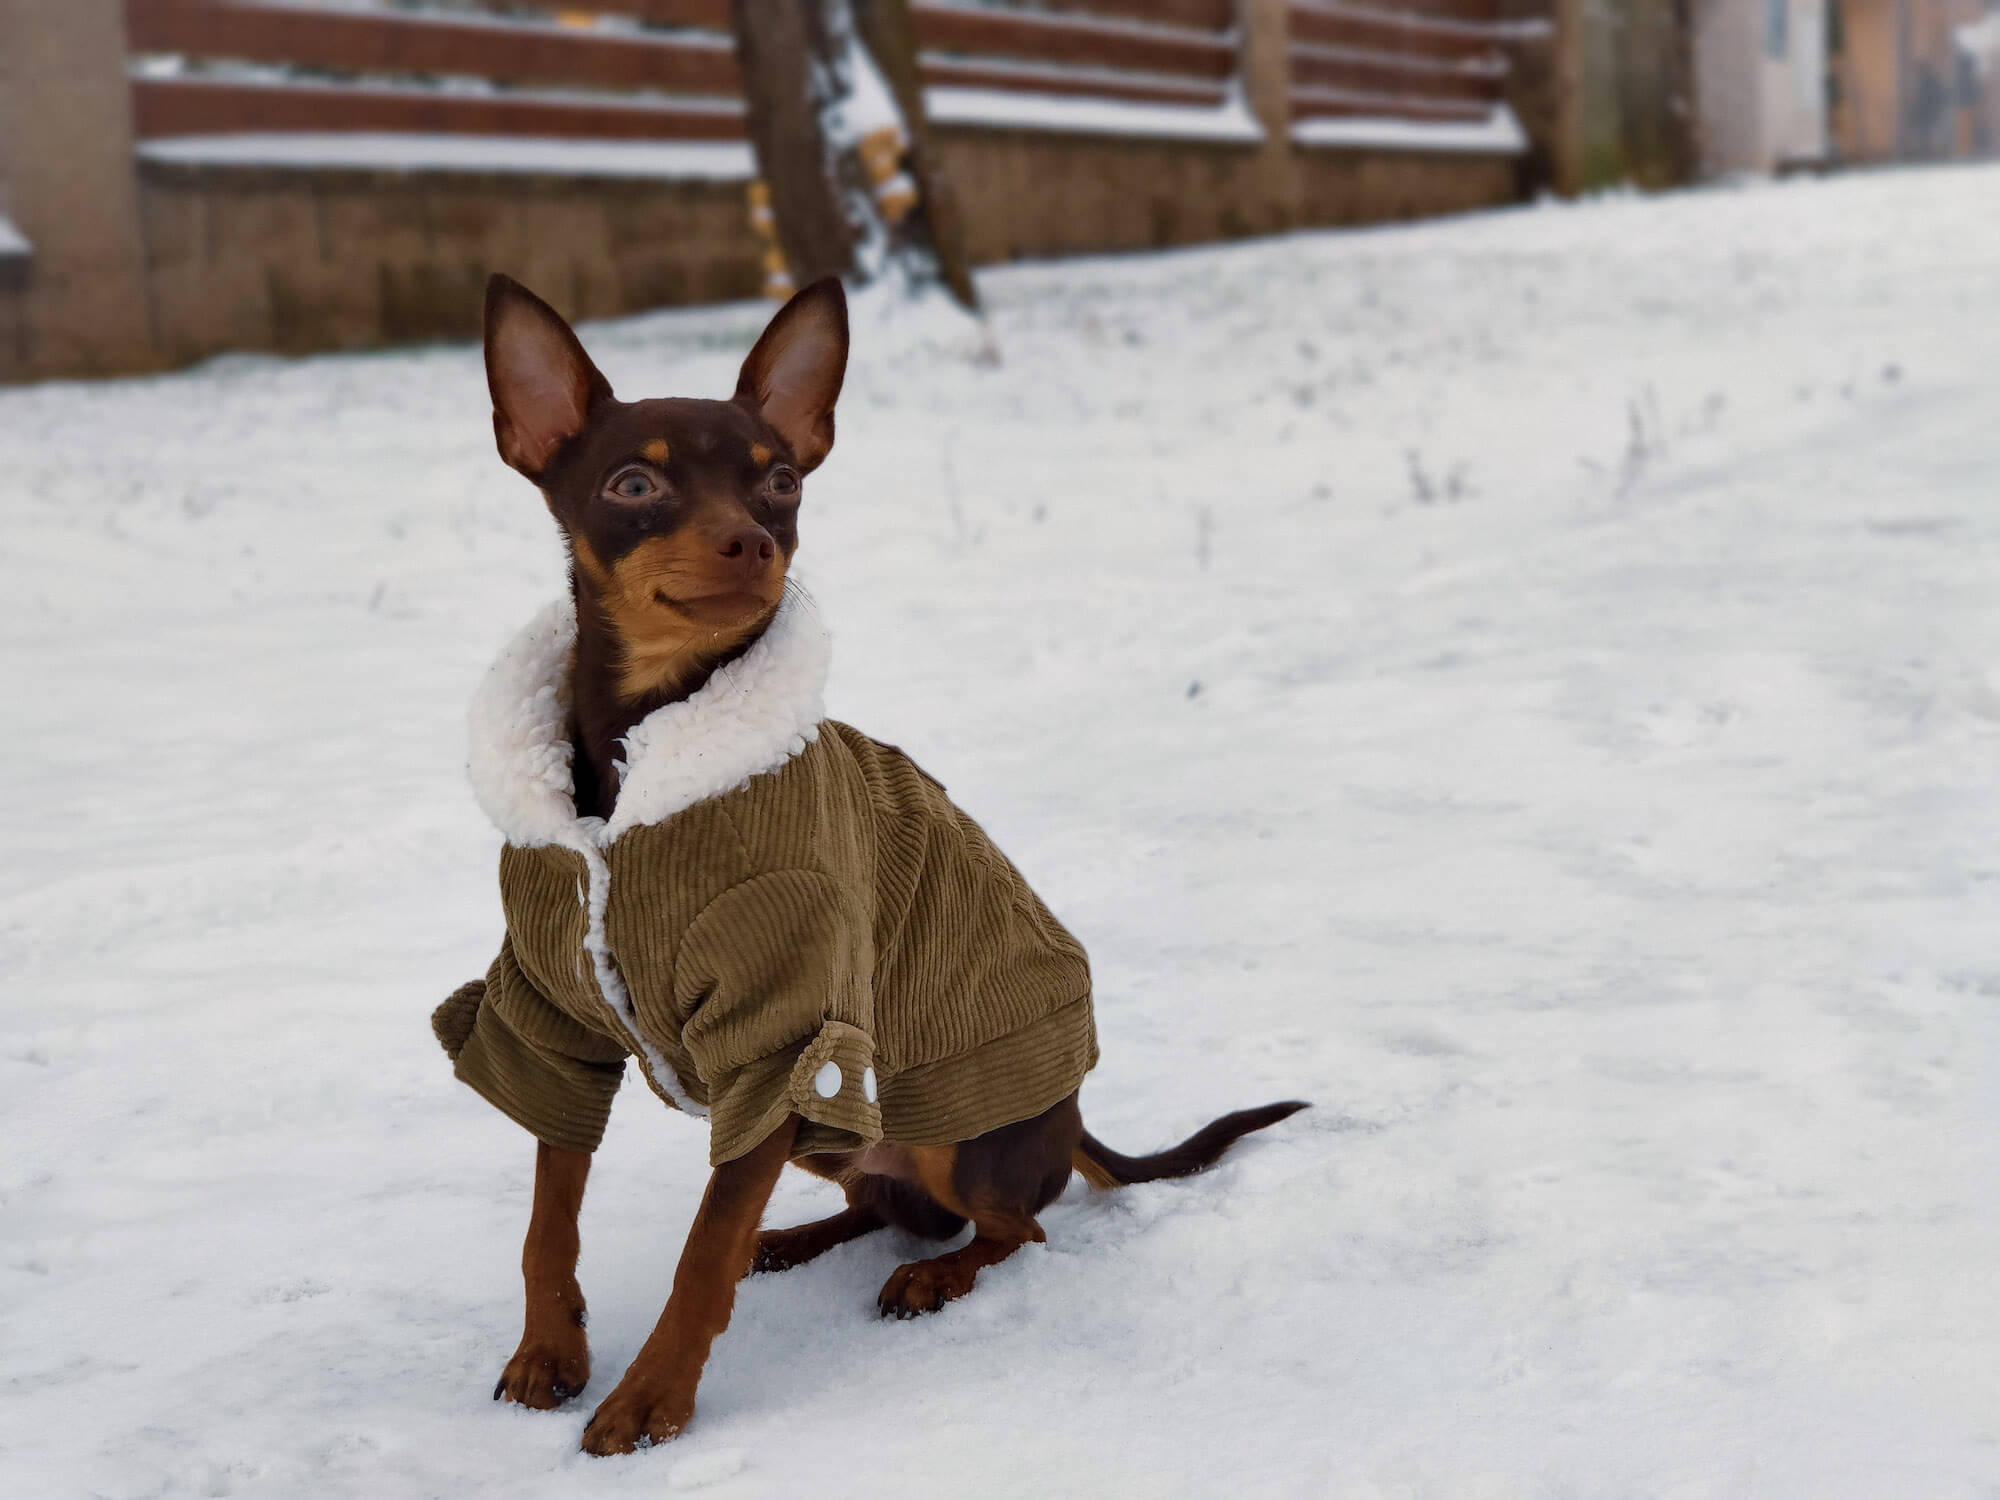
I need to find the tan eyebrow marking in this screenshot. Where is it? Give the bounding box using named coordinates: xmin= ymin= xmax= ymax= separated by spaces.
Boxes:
xmin=641 ymin=438 xmax=670 ymax=465
xmin=749 ymin=443 xmax=772 ymax=467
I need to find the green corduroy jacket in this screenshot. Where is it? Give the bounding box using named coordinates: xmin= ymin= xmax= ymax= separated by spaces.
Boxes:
xmin=433 ymin=591 xmax=1097 ymax=1165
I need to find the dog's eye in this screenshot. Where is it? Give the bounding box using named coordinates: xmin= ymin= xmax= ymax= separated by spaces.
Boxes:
xmin=768 ymin=467 xmax=800 ymax=499
xmin=608 ymin=469 xmax=656 ymax=501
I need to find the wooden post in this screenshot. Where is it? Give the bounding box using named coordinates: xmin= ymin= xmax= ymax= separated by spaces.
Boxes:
xmin=1239 ymin=0 xmax=1302 ymax=232
xmin=0 ymin=0 xmax=158 ymax=378
xmin=1562 ymin=0 xmax=1699 ymax=191
xmin=1549 ymin=0 xmax=1587 ymax=194
xmin=731 ymin=0 xmax=977 ymax=308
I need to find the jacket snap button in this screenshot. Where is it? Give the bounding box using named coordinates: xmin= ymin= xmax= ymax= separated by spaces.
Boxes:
xmin=862 ymin=1067 xmax=878 ymax=1104
xmin=813 ymin=1061 xmax=842 ymax=1099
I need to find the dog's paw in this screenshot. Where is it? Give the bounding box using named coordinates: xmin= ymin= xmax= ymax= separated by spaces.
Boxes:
xmin=579 ymin=1382 xmax=694 ymax=1456
xmin=493 ymin=1338 xmax=589 ymax=1410
xmin=877 ymin=1259 xmax=968 ymax=1320
xmin=745 ymin=1226 xmax=814 ymax=1277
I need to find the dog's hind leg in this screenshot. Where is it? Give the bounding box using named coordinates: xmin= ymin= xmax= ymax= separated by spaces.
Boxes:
xmin=749 ymin=1160 xmax=967 ymax=1276
xmin=877 ymin=1221 xmax=1038 ymax=1319
xmin=874 ymin=1093 xmax=1082 ymax=1319
xmin=748 ymin=1203 xmax=885 ymax=1275
xmin=495 ymin=1142 xmax=593 ymax=1409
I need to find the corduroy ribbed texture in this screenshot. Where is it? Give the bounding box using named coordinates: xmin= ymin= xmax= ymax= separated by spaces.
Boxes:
xmin=441 ymin=943 xmax=628 ymax=1154
xmin=436 ymin=723 xmax=1097 ymax=1165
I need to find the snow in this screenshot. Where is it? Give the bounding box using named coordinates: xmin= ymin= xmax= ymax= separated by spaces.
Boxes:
xmin=1293 ymin=103 xmax=1528 ymax=155
xmin=5 ymin=164 xmax=2000 ymax=1496
xmin=825 ymin=3 xmax=906 ymax=148
xmin=1959 ymin=13 xmax=2000 ymax=75
xmin=924 ymin=83 xmax=1263 ymax=142
xmin=136 ymin=132 xmax=757 ymax=180
xmin=816 ymin=0 xmax=903 ymax=282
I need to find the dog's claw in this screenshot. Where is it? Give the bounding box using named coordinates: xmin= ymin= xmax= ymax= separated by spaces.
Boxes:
xmin=747 ymin=1236 xmax=803 ymax=1278
xmin=579 ymin=1384 xmax=693 ymax=1455
xmin=494 ymin=1339 xmax=590 ymax=1410
xmin=876 ymin=1261 xmax=957 ymax=1319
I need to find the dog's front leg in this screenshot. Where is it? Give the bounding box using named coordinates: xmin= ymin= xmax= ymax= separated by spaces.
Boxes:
xmin=580 ymin=1115 xmax=798 ymax=1455
xmin=495 ymin=1141 xmax=593 ymax=1409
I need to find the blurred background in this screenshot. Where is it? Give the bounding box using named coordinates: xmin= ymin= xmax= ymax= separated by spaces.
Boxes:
xmin=2 ymin=0 xmax=1996 ymax=382
xmin=6 ymin=5 xmax=2000 ymax=1496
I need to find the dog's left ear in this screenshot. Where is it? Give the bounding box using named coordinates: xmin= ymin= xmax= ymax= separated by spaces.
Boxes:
xmin=734 ymin=277 xmax=848 ymax=473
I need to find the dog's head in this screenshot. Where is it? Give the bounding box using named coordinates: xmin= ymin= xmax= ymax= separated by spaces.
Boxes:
xmin=482 ymin=273 xmax=848 ymax=700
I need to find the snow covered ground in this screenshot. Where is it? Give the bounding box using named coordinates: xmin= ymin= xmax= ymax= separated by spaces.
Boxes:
xmin=4 ymin=163 xmax=1998 ymax=1498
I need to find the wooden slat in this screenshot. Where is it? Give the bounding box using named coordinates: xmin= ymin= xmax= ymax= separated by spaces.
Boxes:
xmin=1292 ymin=38 xmax=1506 ymax=78
xmin=912 ymin=2 xmax=1236 ymax=81
xmin=560 ymin=0 xmax=734 ymax=26
xmin=1289 ymin=87 xmax=1491 ymax=123
xmin=1291 ymin=48 xmax=1505 ymax=102
xmin=1410 ymin=0 xmax=1500 ymax=18
xmin=1290 ymin=2 xmax=1513 ymax=61
xmin=919 ymin=57 xmax=1227 ymax=108
xmin=589 ymin=0 xmax=1237 ymax=34
xmin=130 ymin=76 xmax=746 ymax=140
xmin=125 ymin=0 xmax=740 ymax=96
xmin=1003 ymin=0 xmax=1236 ymax=29
xmin=1335 ymin=0 xmax=1500 ymax=20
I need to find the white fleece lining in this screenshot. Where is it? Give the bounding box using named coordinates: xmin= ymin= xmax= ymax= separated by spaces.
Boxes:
xmin=466 ymin=587 xmax=832 ymax=1117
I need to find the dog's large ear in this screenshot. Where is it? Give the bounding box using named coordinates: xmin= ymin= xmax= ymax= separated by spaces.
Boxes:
xmin=734 ymin=277 xmax=848 ymax=472
xmin=484 ymin=274 xmax=614 ymax=481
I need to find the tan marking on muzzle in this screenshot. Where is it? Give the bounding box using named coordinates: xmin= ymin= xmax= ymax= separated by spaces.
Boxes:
xmin=576 ymin=530 xmax=784 ymax=702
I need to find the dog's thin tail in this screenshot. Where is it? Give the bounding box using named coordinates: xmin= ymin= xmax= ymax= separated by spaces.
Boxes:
xmin=1072 ymin=1100 xmax=1308 ymax=1190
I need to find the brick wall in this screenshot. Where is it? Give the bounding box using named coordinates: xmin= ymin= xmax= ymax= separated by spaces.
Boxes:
xmin=133 ymin=160 xmax=763 ymax=361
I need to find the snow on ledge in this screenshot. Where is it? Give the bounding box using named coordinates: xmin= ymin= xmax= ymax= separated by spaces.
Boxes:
xmin=924 ymin=86 xmax=1263 ymax=145
xmin=1292 ymin=106 xmax=1528 ymax=157
xmin=0 ymin=212 xmax=30 ymax=260
xmin=136 ymin=133 xmax=757 ymax=181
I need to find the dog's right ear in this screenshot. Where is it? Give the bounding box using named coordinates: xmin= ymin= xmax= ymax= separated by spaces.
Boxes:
xmin=483 ymin=274 xmax=614 ymax=481
xmin=734 ymin=276 xmax=848 ymax=473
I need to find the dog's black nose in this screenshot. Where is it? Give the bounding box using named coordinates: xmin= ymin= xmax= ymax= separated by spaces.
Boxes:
xmin=717 ymin=525 xmax=776 ymax=568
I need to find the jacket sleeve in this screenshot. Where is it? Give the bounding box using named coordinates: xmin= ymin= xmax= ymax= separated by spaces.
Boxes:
xmin=673 ymin=869 xmax=880 ymax=1165
xmin=432 ymin=937 xmax=629 ymax=1154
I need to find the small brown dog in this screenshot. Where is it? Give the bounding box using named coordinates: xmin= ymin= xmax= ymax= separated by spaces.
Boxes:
xmin=436 ymin=273 xmax=1305 ymax=1456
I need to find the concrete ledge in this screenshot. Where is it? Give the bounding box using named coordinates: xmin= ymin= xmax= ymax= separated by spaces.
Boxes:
xmin=925 ymin=86 xmax=1265 ymax=144
xmin=1292 ymin=105 xmax=1529 ymax=157
xmin=1293 ymin=147 xmax=1518 ymax=229
xmin=929 ymin=124 xmax=1285 ymax=262
xmin=129 ymin=155 xmax=763 ymax=363
xmin=137 ymin=133 xmax=758 ymax=181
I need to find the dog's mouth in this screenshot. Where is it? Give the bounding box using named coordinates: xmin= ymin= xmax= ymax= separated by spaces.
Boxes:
xmin=654 ymin=585 xmax=777 ymax=623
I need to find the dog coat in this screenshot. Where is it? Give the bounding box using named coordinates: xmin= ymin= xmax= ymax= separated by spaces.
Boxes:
xmin=432 ymin=591 xmax=1098 ymax=1165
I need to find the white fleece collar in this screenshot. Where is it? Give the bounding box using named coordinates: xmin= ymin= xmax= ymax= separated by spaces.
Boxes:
xmin=466 ymin=585 xmax=831 ymax=848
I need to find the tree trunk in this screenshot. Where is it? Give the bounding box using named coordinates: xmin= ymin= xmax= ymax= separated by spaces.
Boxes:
xmin=731 ymin=0 xmax=977 ymax=309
